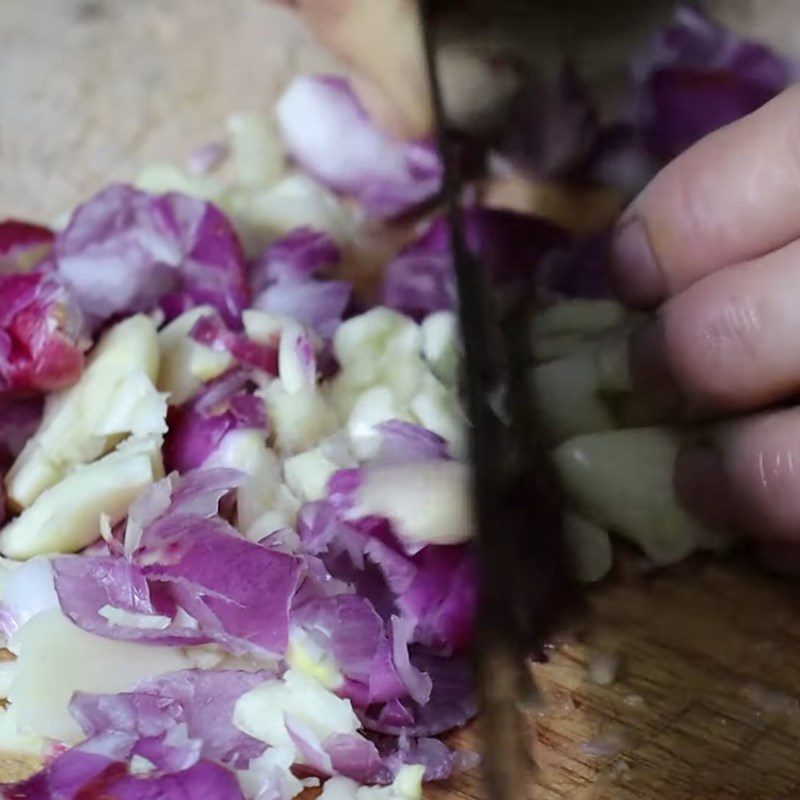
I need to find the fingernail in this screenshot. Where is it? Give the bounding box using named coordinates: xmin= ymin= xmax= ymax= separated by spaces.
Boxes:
xmin=675 ymin=443 xmax=730 ymax=528
xmin=629 ymin=319 xmax=682 ymax=416
xmin=609 ymin=216 xmax=664 ymax=309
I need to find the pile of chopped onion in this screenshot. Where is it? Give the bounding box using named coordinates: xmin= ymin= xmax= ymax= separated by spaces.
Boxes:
xmin=0 ymin=7 xmax=792 ymax=798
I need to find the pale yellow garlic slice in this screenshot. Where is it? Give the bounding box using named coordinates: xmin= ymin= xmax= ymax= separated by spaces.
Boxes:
xmin=283 ymin=448 xmax=339 ymax=503
xmin=356 ymin=461 xmax=472 ymax=547
xmin=203 ymin=429 xmax=281 ymax=532
xmin=7 ymin=315 xmax=162 ymax=509
xmin=10 ymin=608 xmax=188 ymax=743
xmin=554 ymin=427 xmax=723 ymax=566
xmin=157 ymin=306 xmax=233 ymax=405
xmin=0 ymin=445 xmax=157 ymax=559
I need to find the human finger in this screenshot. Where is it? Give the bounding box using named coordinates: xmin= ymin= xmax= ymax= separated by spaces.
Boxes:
xmin=630 ymin=237 xmax=800 ymax=414
xmin=676 ymin=406 xmax=800 ymax=542
xmin=610 ymin=84 xmax=800 ymax=308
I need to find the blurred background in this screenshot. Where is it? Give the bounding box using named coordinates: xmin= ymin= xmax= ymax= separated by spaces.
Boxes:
xmin=2 ymin=0 xmax=800 ymax=222
xmin=0 ymin=0 xmax=338 ymax=221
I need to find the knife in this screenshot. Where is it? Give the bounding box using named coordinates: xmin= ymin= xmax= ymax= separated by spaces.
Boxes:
xmin=418 ymin=2 xmax=677 ymax=798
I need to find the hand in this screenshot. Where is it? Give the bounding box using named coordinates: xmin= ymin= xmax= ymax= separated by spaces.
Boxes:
xmin=609 ymin=84 xmax=800 ymax=547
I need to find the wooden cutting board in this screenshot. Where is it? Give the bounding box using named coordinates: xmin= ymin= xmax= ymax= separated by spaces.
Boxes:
xmin=5 ymin=1 xmax=800 ymax=797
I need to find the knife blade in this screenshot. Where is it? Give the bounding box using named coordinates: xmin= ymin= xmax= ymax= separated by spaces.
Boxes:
xmin=422 ymin=0 xmax=679 ymax=138
xmin=418 ymin=2 xmax=677 ymax=798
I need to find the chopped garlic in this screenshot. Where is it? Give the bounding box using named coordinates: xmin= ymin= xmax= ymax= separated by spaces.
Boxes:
xmin=287 ymin=628 xmax=343 ymax=690
xmin=532 ymin=352 xmax=616 ymax=443
xmin=283 ymin=448 xmax=338 ymax=503
xmin=363 ymin=766 xmax=425 ymax=800
xmin=595 ymin=333 xmax=633 ymax=394
xmin=0 ymin=446 xmax=156 ymax=559
xmin=245 ymin=510 xmax=294 ymax=543
xmin=279 ymin=321 xmax=316 ymax=394
xmin=234 ymin=669 xmax=360 ymax=762
xmin=421 ymin=311 xmax=460 ymax=387
xmin=238 ymin=747 xmax=305 ymax=800
xmin=136 ymin=162 xmax=223 ymax=201
xmin=334 ymin=309 xmax=419 ymax=377
xmin=0 ymin=705 xmax=47 ymax=757
xmin=328 ymin=310 xmax=467 ymax=458
xmin=564 ymin=512 xmax=613 ymax=584
xmin=531 ymin=300 xmax=627 ymax=339
xmin=115 ymin=434 xmax=166 ymax=481
xmin=203 ymin=430 xmax=281 ymax=532
xmin=261 ymin=383 xmax=338 ymax=453
xmin=321 ymin=778 xmax=364 ymax=800
xmin=330 ymin=309 xmax=423 ymax=416
xmin=158 ymin=307 xmax=233 ymax=405
xmin=243 ymin=309 xmax=293 ymax=344
xmin=272 ymin=484 xmax=303 ymax=527
xmin=410 ymin=372 xmax=466 ymax=458
xmin=533 ymin=333 xmax=593 ymax=362
xmin=91 ymin=371 xmax=168 ymax=439
xmin=587 ymin=649 xmax=621 ymax=686
xmin=188 ymin=338 xmax=235 ymax=385
xmin=227 ymin=112 xmax=285 ymax=188
xmin=182 ymin=644 xmax=227 ymax=670
xmin=129 ymin=755 xmax=158 ymax=776
xmin=98 ymin=513 xmax=113 ymax=544
xmin=532 ymin=302 xmax=631 ymax=365
xmin=10 ymin=608 xmax=188 ymax=743
xmin=347 ymin=386 xmax=410 ymax=460
xmin=225 ymin=173 xmax=354 ymax=254
xmin=320 ymin=765 xmax=425 ymax=800
xmin=355 ymin=461 xmax=473 ymax=546
xmin=327 ymin=310 xmax=467 ymax=456
xmin=7 ymin=315 xmax=161 ymax=508
xmin=0 ymin=661 xmax=17 ymax=699
xmin=98 ymin=605 xmax=172 ymax=630
xmin=555 ymin=427 xmax=723 ymax=566
xmin=319 ymin=432 xmax=358 ymax=469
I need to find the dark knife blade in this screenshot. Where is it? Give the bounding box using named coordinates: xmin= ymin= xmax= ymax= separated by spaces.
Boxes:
xmin=418 ymin=2 xmax=677 ymax=797
xmin=418 ymin=8 xmax=579 ymax=800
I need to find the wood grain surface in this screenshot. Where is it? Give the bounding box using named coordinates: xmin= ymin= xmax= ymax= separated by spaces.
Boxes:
xmin=423 ymin=555 xmax=800 ymax=800
xmin=5 ymin=1 xmax=800 ymax=798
